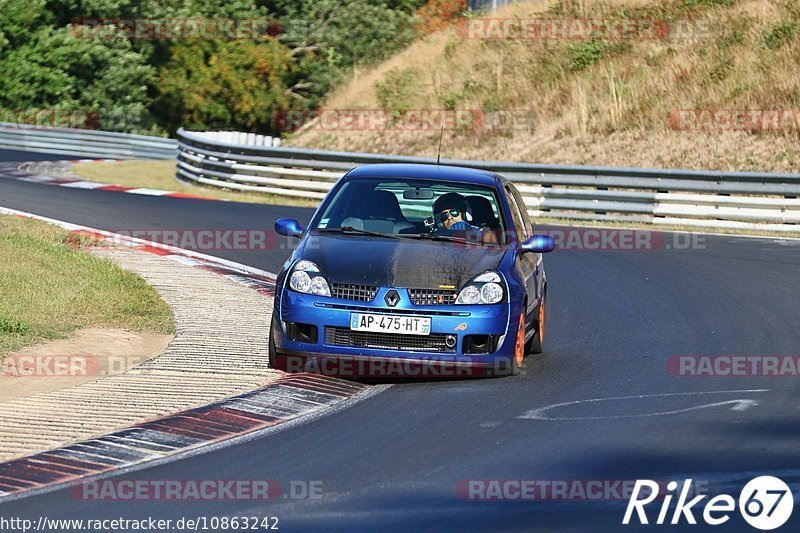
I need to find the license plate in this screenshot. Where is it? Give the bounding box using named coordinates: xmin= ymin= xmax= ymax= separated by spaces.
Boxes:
xmin=350 ymin=313 xmax=431 ymax=336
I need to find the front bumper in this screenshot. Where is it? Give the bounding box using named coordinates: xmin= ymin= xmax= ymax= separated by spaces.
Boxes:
xmin=272 ymin=349 xmax=510 ymax=379
xmin=274 ymin=287 xmax=517 ymax=368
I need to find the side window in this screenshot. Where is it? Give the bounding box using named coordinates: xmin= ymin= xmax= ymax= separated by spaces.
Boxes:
xmin=509 ymin=184 xmax=533 ymax=237
xmin=504 ymin=186 xmax=528 ymax=242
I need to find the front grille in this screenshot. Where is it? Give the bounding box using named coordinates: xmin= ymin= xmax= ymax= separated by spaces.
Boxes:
xmin=316 ymin=302 xmax=466 ymax=317
xmin=409 ymin=288 xmax=458 ymax=306
xmin=331 ymin=283 xmax=378 ymax=302
xmin=325 ymin=327 xmax=455 ymax=353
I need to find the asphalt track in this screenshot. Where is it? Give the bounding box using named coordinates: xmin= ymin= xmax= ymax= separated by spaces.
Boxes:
xmin=0 ymin=148 xmax=94 ymax=161
xmin=2 ymin=151 xmax=800 ymax=531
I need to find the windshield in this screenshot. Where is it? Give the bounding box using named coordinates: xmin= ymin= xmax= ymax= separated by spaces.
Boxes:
xmin=313 ymin=178 xmax=506 ymax=244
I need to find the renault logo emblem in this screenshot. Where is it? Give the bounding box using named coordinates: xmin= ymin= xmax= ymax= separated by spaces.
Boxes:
xmin=384 ymin=290 xmax=400 ymax=307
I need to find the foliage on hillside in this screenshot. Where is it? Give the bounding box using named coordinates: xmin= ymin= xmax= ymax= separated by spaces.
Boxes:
xmin=415 ymin=0 xmax=468 ymax=35
xmin=288 ymin=0 xmax=800 ymax=172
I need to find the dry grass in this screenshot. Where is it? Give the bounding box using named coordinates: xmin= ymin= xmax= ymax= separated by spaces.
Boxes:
xmin=0 ymin=215 xmax=175 ymax=356
xmin=71 ymin=160 xmax=318 ymax=207
xmin=289 ymin=0 xmax=800 ymax=172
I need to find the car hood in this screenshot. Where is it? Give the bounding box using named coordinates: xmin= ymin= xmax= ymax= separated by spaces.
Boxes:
xmin=300 ymin=234 xmax=507 ymax=289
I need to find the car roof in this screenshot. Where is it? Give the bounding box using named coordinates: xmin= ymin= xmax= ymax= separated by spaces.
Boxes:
xmin=344 ymin=163 xmax=502 ymax=188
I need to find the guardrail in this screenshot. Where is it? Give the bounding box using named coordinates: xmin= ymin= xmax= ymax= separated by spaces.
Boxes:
xmin=195 ymin=130 xmax=282 ymax=148
xmin=0 ymin=123 xmax=176 ymax=160
xmin=2 ymin=122 xmax=794 ymax=233
xmin=178 ymin=128 xmax=800 ymax=233
xmin=468 ymin=0 xmax=518 ymax=12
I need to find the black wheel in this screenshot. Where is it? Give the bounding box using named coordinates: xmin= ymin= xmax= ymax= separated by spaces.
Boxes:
xmin=268 ymin=319 xmax=286 ymax=371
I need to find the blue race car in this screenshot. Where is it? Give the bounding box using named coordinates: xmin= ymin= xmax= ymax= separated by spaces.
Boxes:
xmin=270 ymin=163 xmax=555 ymax=378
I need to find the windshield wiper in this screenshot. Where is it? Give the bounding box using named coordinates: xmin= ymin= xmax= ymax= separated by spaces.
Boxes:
xmin=317 ymin=226 xmax=398 ymax=239
xmin=407 ymin=233 xmax=475 ymax=244
xmin=410 ymin=232 xmax=498 ymax=246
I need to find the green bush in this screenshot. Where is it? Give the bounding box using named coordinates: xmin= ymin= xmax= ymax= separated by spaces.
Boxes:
xmin=763 ymin=23 xmax=797 ymax=50
xmin=0 ymin=25 xmax=157 ymax=134
xmin=568 ymin=40 xmax=604 ymax=72
xmin=0 ymin=0 xmax=424 ymax=135
xmin=375 ymin=68 xmax=417 ymax=113
xmin=0 ymin=317 xmax=28 ymax=334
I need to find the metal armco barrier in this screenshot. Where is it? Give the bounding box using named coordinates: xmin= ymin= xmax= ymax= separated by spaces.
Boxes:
xmin=0 ymin=123 xmax=176 ymax=160
xmin=177 ymin=128 xmax=800 ymax=233
xmin=468 ymin=0 xmax=519 ymax=12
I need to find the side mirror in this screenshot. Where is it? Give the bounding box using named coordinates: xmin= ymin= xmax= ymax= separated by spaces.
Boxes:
xmin=520 ymin=235 xmax=555 ymax=254
xmin=275 ymin=218 xmax=304 ymax=238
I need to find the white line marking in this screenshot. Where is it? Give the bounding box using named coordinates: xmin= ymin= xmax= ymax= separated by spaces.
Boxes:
xmin=125 ymin=188 xmax=172 ymax=196
xmin=518 ymin=389 xmax=769 ymax=420
xmin=58 ymin=180 xmax=105 ymax=189
xmin=730 ymin=399 xmax=759 ymax=411
xmin=164 ymin=254 xmax=206 ymax=267
xmin=19 ymin=175 xmax=58 ymax=183
xmin=0 ymin=205 xmax=277 ymax=280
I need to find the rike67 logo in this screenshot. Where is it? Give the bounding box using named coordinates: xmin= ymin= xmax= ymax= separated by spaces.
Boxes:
xmin=623 ymin=477 xmax=794 ymax=530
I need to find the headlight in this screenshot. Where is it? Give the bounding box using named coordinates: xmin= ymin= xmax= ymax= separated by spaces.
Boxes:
xmin=288 ymin=260 xmax=331 ymax=297
xmin=456 ymin=271 xmax=504 ymax=305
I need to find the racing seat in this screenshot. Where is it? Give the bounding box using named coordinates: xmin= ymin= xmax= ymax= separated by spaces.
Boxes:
xmin=343 ymin=190 xmax=414 ymax=234
xmin=466 ymin=195 xmax=502 ymax=244
xmin=466 ymin=195 xmax=500 ymax=229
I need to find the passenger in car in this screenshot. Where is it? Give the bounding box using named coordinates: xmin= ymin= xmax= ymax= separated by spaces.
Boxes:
xmin=466 ymin=195 xmax=502 ymax=244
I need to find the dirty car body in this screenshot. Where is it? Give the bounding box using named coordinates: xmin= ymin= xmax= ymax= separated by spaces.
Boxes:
xmin=270 ymin=163 xmax=555 ymax=378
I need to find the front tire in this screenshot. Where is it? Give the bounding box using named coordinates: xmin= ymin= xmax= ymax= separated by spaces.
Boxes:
xmin=268 ymin=320 xmax=286 ymax=371
xmin=509 ymin=310 xmax=526 ymax=376
xmin=527 ymin=296 xmax=545 ymax=355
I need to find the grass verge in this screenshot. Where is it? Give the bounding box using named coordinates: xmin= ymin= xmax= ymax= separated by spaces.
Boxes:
xmin=0 ymin=215 xmax=175 ymax=356
xmin=71 ymin=160 xmax=318 ymax=207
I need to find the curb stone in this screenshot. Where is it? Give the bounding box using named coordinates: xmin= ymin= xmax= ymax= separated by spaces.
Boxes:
xmin=0 ymin=207 xmax=371 ymax=498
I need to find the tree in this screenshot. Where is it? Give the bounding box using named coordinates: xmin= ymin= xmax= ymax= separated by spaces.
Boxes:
xmin=273 ymin=0 xmax=421 ymax=107
xmin=0 ymin=0 xmax=425 ymax=134
xmin=0 ymin=25 xmax=156 ymax=133
xmin=415 ymin=0 xmax=467 ymax=36
xmin=152 ymin=39 xmax=293 ymax=133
